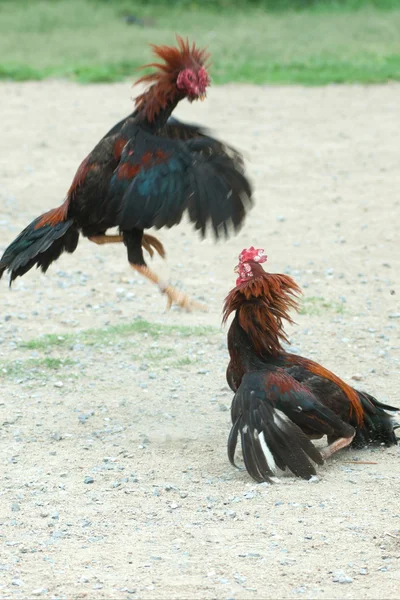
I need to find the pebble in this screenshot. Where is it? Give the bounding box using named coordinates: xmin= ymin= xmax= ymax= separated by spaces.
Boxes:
xmin=54 ymin=381 xmax=63 ymax=388
xmin=11 ymin=503 xmax=20 ymax=512
xmin=32 ymin=589 xmax=47 ymax=596
xmin=332 ymin=571 xmax=353 ymax=584
xmin=351 ymin=373 xmax=363 ymax=381
xmin=84 ymin=476 xmax=94 ymax=484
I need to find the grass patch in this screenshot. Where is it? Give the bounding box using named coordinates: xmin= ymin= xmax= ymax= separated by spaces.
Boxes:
xmin=20 ymin=319 xmax=218 ymax=351
xmin=1 ymin=357 xmax=74 ymax=379
xmin=0 ymin=1 xmax=400 ymax=84
xmin=142 ymin=348 xmax=176 ymax=361
xmin=170 ymin=356 xmax=198 ymax=368
xmin=300 ymin=295 xmax=346 ymax=315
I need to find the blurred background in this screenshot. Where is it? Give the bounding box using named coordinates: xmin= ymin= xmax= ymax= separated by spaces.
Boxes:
xmin=1 ymin=0 xmax=399 ymax=85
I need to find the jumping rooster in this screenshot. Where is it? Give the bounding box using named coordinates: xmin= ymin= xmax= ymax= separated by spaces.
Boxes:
xmin=0 ymin=36 xmax=252 ymax=310
xmin=223 ymin=246 xmax=398 ymax=482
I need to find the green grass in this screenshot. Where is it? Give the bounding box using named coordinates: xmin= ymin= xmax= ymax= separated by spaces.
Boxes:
xmin=300 ymin=295 xmax=346 ymax=315
xmin=20 ymin=319 xmax=218 ymax=350
xmin=0 ymin=357 xmax=74 ymax=379
xmin=170 ymin=356 xmax=198 ymax=368
xmin=0 ymin=0 xmax=400 ymax=84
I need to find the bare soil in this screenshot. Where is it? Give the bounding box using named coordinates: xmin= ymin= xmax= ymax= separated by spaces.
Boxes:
xmin=0 ymin=81 xmax=399 ymax=600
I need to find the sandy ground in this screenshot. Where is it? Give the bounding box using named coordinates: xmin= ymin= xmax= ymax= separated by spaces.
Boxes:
xmin=0 ymin=80 xmax=399 ymax=600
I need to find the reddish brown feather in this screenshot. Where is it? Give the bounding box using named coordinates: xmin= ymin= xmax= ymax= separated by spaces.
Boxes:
xmin=34 ymin=202 xmax=70 ymax=229
xmin=265 ymin=369 xmax=307 ymax=395
xmin=117 ymin=163 xmax=141 ymax=180
xmin=223 ymin=268 xmax=301 ymax=356
xmin=114 ymin=138 xmax=127 ymax=160
xmin=117 ymin=148 xmax=170 ymax=180
xmin=287 ymin=355 xmax=364 ymax=425
xmin=134 ymin=35 xmax=210 ymax=123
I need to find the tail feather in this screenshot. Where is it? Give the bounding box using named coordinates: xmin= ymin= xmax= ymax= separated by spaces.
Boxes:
xmin=352 ymin=391 xmax=399 ymax=448
xmin=228 ymin=373 xmax=324 ymax=483
xmin=0 ymin=214 xmax=79 ymax=283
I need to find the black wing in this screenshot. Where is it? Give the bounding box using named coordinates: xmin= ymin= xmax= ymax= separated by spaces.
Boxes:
xmin=109 ymin=127 xmax=252 ymax=238
xmin=228 ymin=371 xmax=325 ymax=483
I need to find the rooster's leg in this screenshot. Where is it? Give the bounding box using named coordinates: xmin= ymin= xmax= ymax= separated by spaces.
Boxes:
xmin=320 ymin=433 xmax=355 ymax=460
xmin=88 ymin=234 xmax=123 ymax=244
xmin=130 ymin=264 xmax=207 ymax=312
xmin=88 ymin=234 xmax=166 ymax=260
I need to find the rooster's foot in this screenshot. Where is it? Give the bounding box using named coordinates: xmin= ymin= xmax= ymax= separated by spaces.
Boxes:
xmin=320 ymin=433 xmax=355 ymax=460
xmin=160 ymin=283 xmax=207 ymax=313
xmin=130 ymin=263 xmax=207 ymax=312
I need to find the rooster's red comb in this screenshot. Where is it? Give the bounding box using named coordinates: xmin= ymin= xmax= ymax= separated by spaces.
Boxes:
xmin=238 ymin=247 xmax=267 ymax=264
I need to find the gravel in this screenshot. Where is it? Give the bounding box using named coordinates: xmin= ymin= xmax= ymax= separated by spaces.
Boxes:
xmin=0 ymin=80 xmax=399 ymax=600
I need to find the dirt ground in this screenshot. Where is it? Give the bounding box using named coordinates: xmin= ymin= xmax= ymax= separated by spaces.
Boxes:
xmin=0 ymin=80 xmax=399 ymax=600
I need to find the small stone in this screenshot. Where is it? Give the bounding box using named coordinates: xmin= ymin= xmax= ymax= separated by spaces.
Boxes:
xmin=308 ymin=475 xmax=320 ymax=483
xmin=84 ymin=476 xmax=94 ymax=484
xmin=333 ymin=573 xmax=353 ymax=584
xmin=12 ymin=579 xmax=24 ymax=586
xmin=54 ymin=381 xmax=63 ymax=388
xmin=351 ymin=374 xmax=363 ymax=381
xmin=11 ymin=503 xmax=20 ymax=512
xmin=32 ymin=589 xmax=47 ymax=596
xmin=388 ymin=313 xmax=400 ymax=319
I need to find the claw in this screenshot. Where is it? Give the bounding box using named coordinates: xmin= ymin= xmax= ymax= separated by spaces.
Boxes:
xmin=162 ymin=284 xmax=207 ymax=312
xmin=142 ymin=234 xmax=166 ymax=260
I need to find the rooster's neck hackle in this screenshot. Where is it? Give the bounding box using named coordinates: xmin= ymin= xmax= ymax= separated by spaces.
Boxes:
xmin=134 ymin=36 xmax=210 ymax=126
xmin=223 ymin=271 xmax=302 ymax=356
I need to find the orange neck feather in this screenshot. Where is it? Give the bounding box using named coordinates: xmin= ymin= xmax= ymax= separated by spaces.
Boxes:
xmin=134 ymin=36 xmax=210 ymax=124
xmin=223 ymin=271 xmax=302 ymax=356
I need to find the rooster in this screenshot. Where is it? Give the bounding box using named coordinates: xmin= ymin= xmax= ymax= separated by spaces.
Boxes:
xmin=223 ymin=246 xmax=398 ymax=482
xmin=0 ymin=36 xmax=252 ymax=311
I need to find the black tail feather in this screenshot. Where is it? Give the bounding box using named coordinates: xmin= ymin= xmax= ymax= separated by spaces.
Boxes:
xmin=0 ymin=217 xmax=79 ymax=283
xmin=352 ymin=391 xmax=399 ymax=448
xmin=228 ymin=372 xmax=324 ymax=483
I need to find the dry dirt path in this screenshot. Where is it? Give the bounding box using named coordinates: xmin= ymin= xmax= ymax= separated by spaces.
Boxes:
xmin=0 ymin=81 xmax=399 ymax=599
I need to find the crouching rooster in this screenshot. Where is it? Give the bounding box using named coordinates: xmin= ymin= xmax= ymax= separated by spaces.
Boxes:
xmin=0 ymin=36 xmax=252 ymax=311
xmin=223 ymin=246 xmax=398 ymax=482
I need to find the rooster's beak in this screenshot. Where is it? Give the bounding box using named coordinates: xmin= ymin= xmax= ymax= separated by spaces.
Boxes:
xmin=199 ymin=94 xmax=206 ymax=102
xmin=234 ymin=265 xmax=239 ymax=273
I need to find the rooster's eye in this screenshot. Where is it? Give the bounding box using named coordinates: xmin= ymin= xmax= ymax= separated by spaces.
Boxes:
xmin=187 ymin=73 xmax=193 ymax=81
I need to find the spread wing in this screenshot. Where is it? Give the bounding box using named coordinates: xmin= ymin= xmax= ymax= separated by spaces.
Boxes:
xmin=163 ymin=117 xmax=245 ymax=170
xmin=110 ymin=128 xmax=252 ymax=238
